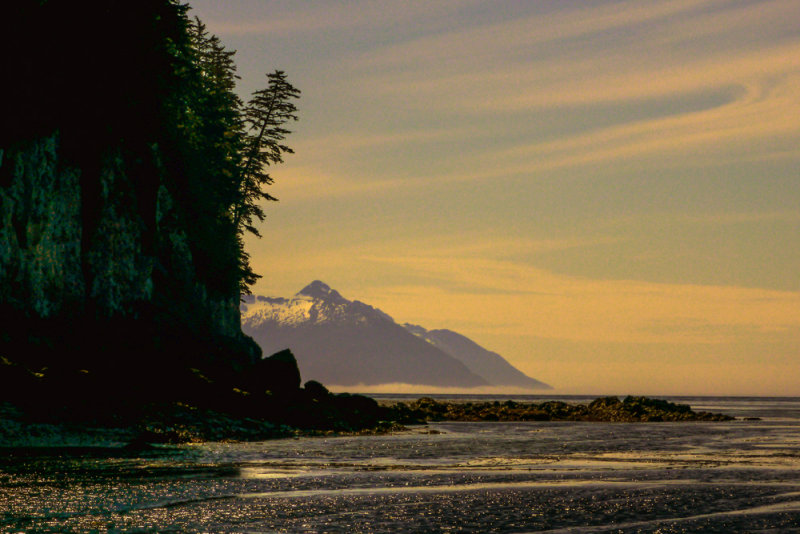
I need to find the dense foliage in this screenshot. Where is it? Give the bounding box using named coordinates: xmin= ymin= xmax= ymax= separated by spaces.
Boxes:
xmin=180 ymin=17 xmax=300 ymax=295
xmin=175 ymin=12 xmax=301 ymax=296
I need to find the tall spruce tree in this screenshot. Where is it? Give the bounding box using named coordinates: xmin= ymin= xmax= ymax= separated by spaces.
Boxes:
xmin=234 ymin=71 xmax=301 ymax=291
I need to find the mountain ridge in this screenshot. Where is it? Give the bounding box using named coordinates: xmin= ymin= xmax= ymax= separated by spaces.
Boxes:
xmin=404 ymin=324 xmax=551 ymax=390
xmin=241 ymin=281 xmax=551 ymax=390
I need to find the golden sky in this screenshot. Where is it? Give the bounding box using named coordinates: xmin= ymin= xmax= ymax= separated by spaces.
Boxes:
xmin=190 ymin=0 xmax=800 ymax=395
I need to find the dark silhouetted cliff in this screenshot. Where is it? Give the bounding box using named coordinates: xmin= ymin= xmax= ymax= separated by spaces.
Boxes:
xmin=0 ymin=0 xmax=260 ymax=405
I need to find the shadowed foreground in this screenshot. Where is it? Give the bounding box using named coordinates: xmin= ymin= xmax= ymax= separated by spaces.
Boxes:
xmin=1 ymin=398 xmax=796 ymax=533
xmin=1 ymin=383 xmax=734 ymax=447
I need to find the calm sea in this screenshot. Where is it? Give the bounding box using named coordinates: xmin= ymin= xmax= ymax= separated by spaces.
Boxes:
xmin=2 ymin=396 xmax=800 ymax=533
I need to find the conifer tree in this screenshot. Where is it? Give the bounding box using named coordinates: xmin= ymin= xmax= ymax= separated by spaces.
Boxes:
xmin=176 ymin=17 xmax=246 ymax=295
xmin=235 ymin=70 xmax=300 ymax=236
xmin=234 ymin=71 xmax=300 ymax=291
xmin=193 ymin=19 xmax=247 ymax=212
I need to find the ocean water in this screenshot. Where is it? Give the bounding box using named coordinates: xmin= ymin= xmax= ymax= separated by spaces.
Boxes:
xmin=2 ymin=396 xmax=800 ymax=533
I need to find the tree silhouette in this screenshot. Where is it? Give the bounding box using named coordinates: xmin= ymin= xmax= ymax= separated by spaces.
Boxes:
xmin=234 ymin=71 xmax=300 ymax=291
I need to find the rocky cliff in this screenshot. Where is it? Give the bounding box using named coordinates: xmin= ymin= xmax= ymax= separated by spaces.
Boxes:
xmin=0 ymin=1 xmax=259 ymax=405
xmin=0 ymin=134 xmax=253 ymax=371
xmin=0 ymin=2 xmax=400 ymax=441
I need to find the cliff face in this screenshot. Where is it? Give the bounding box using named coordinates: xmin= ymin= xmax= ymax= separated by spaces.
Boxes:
xmin=1 ymin=135 xmax=84 ymax=318
xmin=0 ymin=1 xmax=259 ymax=399
xmin=0 ymin=132 xmax=256 ymax=378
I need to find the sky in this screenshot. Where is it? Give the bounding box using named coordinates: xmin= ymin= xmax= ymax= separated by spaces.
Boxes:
xmin=188 ymin=0 xmax=800 ymax=396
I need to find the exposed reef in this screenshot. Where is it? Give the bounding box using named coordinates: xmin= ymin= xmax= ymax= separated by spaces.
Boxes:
xmin=384 ymin=396 xmax=735 ymax=424
xmin=1 ymin=388 xmax=736 ymax=448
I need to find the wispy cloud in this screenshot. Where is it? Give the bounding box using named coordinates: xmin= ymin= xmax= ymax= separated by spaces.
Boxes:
xmin=359 ymin=249 xmax=800 ymax=345
xmin=263 ymin=0 xmax=800 ymax=197
xmin=194 ymin=1 xmax=487 ymax=38
xmin=270 ymin=165 xmax=404 ymax=200
xmin=677 ymin=211 xmax=800 ymax=225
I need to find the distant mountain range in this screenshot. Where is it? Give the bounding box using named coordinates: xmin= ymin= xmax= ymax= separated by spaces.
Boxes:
xmin=241 ymin=281 xmax=551 ymax=390
xmin=403 ymin=324 xmax=550 ymax=390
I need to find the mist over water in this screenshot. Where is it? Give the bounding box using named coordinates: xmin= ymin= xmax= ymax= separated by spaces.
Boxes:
xmin=3 ymin=396 xmax=800 ymax=532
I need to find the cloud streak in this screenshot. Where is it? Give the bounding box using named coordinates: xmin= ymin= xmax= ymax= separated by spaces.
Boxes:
xmin=261 ymin=0 xmax=800 ymax=199
xmin=359 ymin=245 xmax=800 ymax=345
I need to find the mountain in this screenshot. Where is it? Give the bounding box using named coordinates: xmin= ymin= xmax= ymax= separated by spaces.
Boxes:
xmin=241 ymin=281 xmax=486 ymax=387
xmin=404 ymin=325 xmax=551 ymax=389
xmin=241 ymin=281 xmax=550 ymax=390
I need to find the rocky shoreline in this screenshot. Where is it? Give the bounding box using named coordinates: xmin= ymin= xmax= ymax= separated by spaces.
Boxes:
xmin=0 ymin=399 xmax=402 ymax=449
xmin=382 ymin=395 xmax=735 ymax=424
xmin=1 ymin=394 xmax=734 ymax=448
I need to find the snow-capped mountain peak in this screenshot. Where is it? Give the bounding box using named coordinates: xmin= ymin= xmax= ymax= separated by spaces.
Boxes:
xmin=404 ymin=323 xmax=429 ymax=337
xmin=242 ymin=281 xmax=393 ymax=328
xmin=240 ymin=281 xmax=550 ymax=389
xmin=241 ymin=282 xmax=490 ymax=388
xmin=298 ymin=280 xmax=344 ymax=303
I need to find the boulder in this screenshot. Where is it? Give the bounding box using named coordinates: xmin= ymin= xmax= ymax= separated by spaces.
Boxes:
xmin=303 ymin=380 xmax=331 ymax=401
xmin=247 ymin=348 xmax=302 ymax=395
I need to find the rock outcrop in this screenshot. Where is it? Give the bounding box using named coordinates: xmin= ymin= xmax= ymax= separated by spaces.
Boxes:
xmin=385 ymin=396 xmax=735 ymax=423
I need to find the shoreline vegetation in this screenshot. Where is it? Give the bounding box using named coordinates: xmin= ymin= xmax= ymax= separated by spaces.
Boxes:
xmin=0 ymin=392 xmax=734 ymax=448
